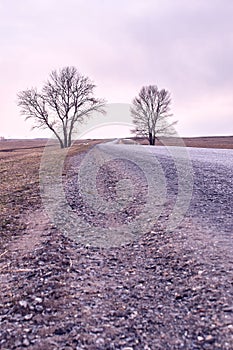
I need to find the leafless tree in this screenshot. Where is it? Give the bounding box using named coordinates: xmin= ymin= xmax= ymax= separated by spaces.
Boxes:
xmin=18 ymin=67 xmax=106 ymax=148
xmin=131 ymin=85 xmax=177 ymax=145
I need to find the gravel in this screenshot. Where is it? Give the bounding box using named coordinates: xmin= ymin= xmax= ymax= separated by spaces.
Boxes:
xmin=0 ymin=143 xmax=232 ymax=349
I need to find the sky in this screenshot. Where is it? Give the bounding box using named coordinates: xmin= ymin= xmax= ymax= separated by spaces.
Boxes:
xmin=0 ymin=0 xmax=233 ymax=139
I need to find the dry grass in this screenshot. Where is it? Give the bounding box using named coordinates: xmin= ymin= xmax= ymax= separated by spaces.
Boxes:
xmin=0 ymin=141 xmax=43 ymax=242
xmin=0 ymin=139 xmax=101 ymax=246
xmin=135 ymin=136 xmax=233 ymax=149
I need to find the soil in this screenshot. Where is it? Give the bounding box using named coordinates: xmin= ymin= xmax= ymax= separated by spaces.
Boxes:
xmin=135 ymin=136 xmax=233 ymax=149
xmin=0 ymin=139 xmax=232 ymax=349
xmin=1 ymin=212 xmax=232 ymax=350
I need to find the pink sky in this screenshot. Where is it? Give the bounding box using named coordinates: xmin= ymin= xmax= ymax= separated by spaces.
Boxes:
xmin=0 ymin=0 xmax=233 ymax=139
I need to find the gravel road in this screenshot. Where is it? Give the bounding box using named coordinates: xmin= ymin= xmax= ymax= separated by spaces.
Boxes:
xmin=66 ymin=142 xmax=232 ymax=248
xmin=1 ymin=142 xmax=232 ymax=350
xmin=145 ymin=145 xmax=233 ymax=234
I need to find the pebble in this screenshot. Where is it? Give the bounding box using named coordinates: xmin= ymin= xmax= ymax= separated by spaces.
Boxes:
xmin=23 ymin=338 xmax=30 ymax=346
xmin=197 ymin=336 xmax=204 ymax=341
xmin=95 ymin=338 xmax=105 ymax=346
xmin=205 ymin=335 xmax=214 ymax=342
xmin=19 ymin=300 xmax=28 ymax=308
xmin=24 ymin=314 xmax=33 ymax=320
xmin=34 ymin=297 xmax=43 ymax=303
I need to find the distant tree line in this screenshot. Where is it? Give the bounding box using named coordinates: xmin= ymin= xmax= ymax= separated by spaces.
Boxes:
xmin=18 ymin=66 xmax=176 ymax=147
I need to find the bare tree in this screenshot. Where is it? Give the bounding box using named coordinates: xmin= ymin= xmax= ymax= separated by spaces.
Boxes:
xmin=131 ymin=85 xmax=177 ymax=145
xmin=18 ymin=66 xmax=106 ymax=148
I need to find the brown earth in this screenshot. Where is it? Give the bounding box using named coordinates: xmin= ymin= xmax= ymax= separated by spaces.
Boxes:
xmin=0 ymin=140 xmax=94 ymax=236
xmin=135 ymin=136 xmax=233 ymax=149
xmin=0 ymin=138 xmax=232 ymax=349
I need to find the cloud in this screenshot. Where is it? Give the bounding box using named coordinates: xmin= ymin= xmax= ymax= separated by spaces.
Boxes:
xmin=0 ymin=0 xmax=232 ymax=137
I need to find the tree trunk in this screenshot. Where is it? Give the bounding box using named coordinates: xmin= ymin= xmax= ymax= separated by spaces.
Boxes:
xmin=149 ymin=132 xmax=156 ymax=145
xmin=68 ymin=132 xmax=72 ymax=147
xmin=68 ymin=124 xmax=74 ymax=147
xmin=63 ymin=126 xmax=68 ymax=148
xmin=59 ymin=139 xmax=64 ymax=148
xmin=149 ymin=132 xmax=153 ymax=145
xmin=48 ymin=125 xmax=64 ymax=149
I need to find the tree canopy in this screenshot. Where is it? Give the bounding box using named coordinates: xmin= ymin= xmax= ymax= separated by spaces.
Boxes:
xmin=18 ymin=66 xmax=105 ymax=148
xmin=131 ymin=85 xmax=177 ymax=145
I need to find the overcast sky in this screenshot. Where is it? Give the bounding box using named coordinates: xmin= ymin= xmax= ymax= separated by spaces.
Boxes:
xmin=0 ymin=0 xmax=233 ymax=138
